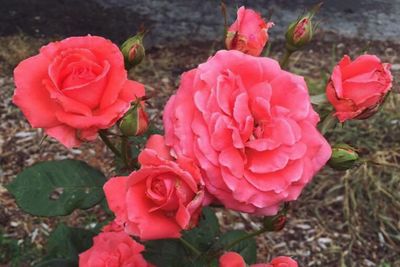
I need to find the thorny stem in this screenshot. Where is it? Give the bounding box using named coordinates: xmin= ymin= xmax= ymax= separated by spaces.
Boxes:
xmin=99 ymin=130 xmax=122 ymax=158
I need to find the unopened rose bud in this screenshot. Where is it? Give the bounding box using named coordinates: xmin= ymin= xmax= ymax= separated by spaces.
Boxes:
xmin=263 ymin=205 xmax=288 ymax=231
xmin=119 ymin=102 xmax=149 ymax=137
xmin=285 ymin=2 xmax=322 ymax=51
xmin=225 ymin=6 xmax=274 ymax=56
xmin=328 ymin=144 xmax=359 ymax=171
xmin=120 ymin=33 xmax=145 ymax=69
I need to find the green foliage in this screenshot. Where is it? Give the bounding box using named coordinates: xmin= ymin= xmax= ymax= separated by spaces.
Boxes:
xmin=7 ymin=160 xmax=106 ymax=216
xmin=144 ymin=207 xmax=221 ymax=267
xmin=38 ymin=224 xmax=96 ymax=265
xmin=144 ymin=208 xmax=258 ymax=266
xmin=183 ymin=207 xmax=220 ymax=251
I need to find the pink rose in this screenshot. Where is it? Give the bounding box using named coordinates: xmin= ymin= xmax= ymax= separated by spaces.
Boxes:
xmin=104 ymin=134 xmax=204 ymax=240
xmin=326 ymin=54 xmax=392 ymax=122
xmin=265 ymin=256 xmax=298 ymax=267
xmin=13 ymin=35 xmax=145 ymax=148
xmin=219 ymin=252 xmax=298 ymax=267
xmin=219 ymin=252 xmax=246 ymax=267
xmin=225 ymin=6 xmax=273 ymax=56
xmin=79 ymin=231 xmax=152 ymax=267
xmin=163 ymin=50 xmax=331 ymax=215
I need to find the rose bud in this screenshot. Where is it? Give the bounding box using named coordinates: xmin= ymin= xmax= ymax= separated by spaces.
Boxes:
xmin=265 ymin=256 xmax=298 ymax=267
xmin=219 ymin=252 xmax=299 ymax=267
xmin=119 ymin=101 xmax=149 ymax=137
xmin=326 ymin=54 xmax=392 ymax=122
xmin=263 ymin=205 xmax=287 ymax=232
xmin=219 ymin=252 xmax=246 ymax=267
xmin=225 ymin=6 xmax=274 ymax=56
xmin=285 ymin=2 xmax=322 ymax=51
xmin=328 ymin=144 xmax=359 ymax=171
xmin=121 ymin=33 xmax=145 ymax=69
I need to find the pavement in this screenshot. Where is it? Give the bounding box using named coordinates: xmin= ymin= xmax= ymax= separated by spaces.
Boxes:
xmin=96 ymin=0 xmax=400 ymax=44
xmin=0 ymin=0 xmax=399 ymax=45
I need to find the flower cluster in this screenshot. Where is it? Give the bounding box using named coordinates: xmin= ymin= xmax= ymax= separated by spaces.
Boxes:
xmin=10 ymin=3 xmax=393 ymax=267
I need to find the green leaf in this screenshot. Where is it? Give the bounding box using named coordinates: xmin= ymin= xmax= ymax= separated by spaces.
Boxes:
xmin=42 ymin=224 xmax=95 ymax=262
xmin=216 ymin=230 xmax=257 ymax=264
xmin=144 ymin=239 xmax=191 ymax=267
xmin=7 ymin=160 xmax=106 ymax=216
xmin=35 ymin=259 xmax=77 ymax=267
xmin=143 ymin=208 xmax=220 ymax=267
xmin=183 ymin=207 xmax=220 ymax=251
xmin=128 ymin=125 xmax=163 ymax=160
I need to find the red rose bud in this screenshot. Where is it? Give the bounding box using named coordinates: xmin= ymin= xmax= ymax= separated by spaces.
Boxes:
xmin=119 ymin=102 xmax=149 ymax=137
xmin=225 ymin=6 xmax=274 ymax=56
xmin=263 ymin=205 xmax=288 ymax=231
xmin=328 ymin=144 xmax=359 ymax=171
xmin=285 ymin=2 xmax=322 ymax=51
xmin=120 ymin=33 xmax=145 ymax=69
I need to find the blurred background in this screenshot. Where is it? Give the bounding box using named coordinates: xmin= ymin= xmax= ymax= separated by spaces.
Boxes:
xmin=0 ymin=0 xmax=399 ymax=266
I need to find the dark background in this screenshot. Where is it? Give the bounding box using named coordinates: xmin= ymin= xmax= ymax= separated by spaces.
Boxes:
xmin=1 ymin=0 xmax=399 ymax=46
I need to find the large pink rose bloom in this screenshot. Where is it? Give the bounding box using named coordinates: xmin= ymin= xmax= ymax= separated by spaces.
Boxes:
xmin=326 ymin=54 xmax=392 ymax=122
xmin=225 ymin=6 xmax=274 ymax=56
xmin=163 ymin=50 xmax=331 ymax=215
xmin=104 ymin=135 xmax=204 ymax=240
xmin=79 ymin=232 xmax=152 ymax=267
xmin=13 ymin=36 xmax=145 ymax=148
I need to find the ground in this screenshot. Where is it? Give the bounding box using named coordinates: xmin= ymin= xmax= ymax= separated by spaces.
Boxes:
xmin=0 ymin=2 xmax=400 ymax=266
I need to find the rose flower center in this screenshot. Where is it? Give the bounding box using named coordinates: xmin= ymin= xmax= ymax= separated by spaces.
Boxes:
xmin=146 ymin=174 xmax=181 ymax=212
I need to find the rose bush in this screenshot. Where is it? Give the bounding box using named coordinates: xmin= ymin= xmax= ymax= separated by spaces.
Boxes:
xmin=13 ymin=35 xmax=144 ymax=148
xmin=225 ymin=6 xmax=274 ymax=56
xmin=104 ymin=134 xmax=204 ymax=240
xmin=8 ymin=3 xmax=393 ymax=266
xmin=326 ymin=54 xmax=392 ymax=122
xmin=164 ymin=49 xmax=331 ymax=215
xmin=79 ymin=231 xmax=152 ymax=267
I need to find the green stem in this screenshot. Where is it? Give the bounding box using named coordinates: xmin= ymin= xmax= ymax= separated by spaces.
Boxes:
xmin=223 ymin=228 xmax=268 ymax=252
xmin=99 ymin=130 xmax=122 ymax=158
xmin=319 ymin=111 xmax=338 ymax=136
xmin=121 ymin=136 xmax=130 ymax=168
xmin=279 ymin=49 xmax=294 ymax=70
xmin=206 ymin=227 xmax=270 ymax=263
xmin=179 ymin=238 xmax=201 ymax=256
